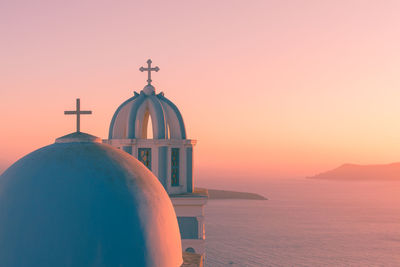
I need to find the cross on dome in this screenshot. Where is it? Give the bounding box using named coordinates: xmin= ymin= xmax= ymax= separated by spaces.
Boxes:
xmin=64 ymin=98 xmax=92 ymax=132
xmin=139 ymin=59 xmax=159 ymax=85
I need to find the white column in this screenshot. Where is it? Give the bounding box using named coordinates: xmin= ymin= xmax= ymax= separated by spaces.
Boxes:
xmin=197 ymin=215 xmax=205 ymax=239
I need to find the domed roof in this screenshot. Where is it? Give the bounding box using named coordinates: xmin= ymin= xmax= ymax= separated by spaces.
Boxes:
xmin=0 ymin=132 xmax=182 ymax=267
xmin=108 ymin=86 xmax=187 ymax=140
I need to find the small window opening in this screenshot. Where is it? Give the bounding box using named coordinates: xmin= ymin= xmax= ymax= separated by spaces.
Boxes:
xmin=146 ymin=115 xmax=153 ymax=139
xmin=142 ymin=111 xmax=153 ymax=139
xmin=185 ymin=247 xmax=196 ymax=253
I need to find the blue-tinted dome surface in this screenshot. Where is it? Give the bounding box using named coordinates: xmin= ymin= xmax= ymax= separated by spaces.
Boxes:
xmin=0 ymin=133 xmax=182 ymax=267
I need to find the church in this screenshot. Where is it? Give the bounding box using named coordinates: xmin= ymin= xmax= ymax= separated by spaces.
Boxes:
xmin=104 ymin=59 xmax=208 ymax=259
xmin=0 ymin=60 xmax=207 ymax=267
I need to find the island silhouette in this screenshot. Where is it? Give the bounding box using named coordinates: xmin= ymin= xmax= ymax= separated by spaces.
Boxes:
xmin=309 ymin=162 xmax=400 ymax=180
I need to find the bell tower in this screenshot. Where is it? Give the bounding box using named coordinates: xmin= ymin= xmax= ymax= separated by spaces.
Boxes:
xmin=105 ymin=59 xmax=208 ymax=263
xmin=106 ymin=59 xmax=196 ymax=194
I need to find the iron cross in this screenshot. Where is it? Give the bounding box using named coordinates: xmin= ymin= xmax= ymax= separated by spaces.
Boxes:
xmin=64 ymin=98 xmax=92 ymax=132
xmin=139 ymin=59 xmax=159 ymax=85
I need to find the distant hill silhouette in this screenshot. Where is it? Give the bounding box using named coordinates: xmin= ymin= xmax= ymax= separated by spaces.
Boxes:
xmin=197 ymin=188 xmax=267 ymax=200
xmin=309 ymin=162 xmax=400 ymax=180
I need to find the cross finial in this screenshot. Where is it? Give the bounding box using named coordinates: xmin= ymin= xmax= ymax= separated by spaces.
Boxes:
xmin=139 ymin=59 xmax=159 ymax=85
xmin=64 ymin=98 xmax=92 ymax=132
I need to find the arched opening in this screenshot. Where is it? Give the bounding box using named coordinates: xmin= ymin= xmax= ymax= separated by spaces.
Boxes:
xmin=147 ymin=114 xmax=153 ymax=139
xmin=141 ymin=111 xmax=153 ymax=139
xmin=185 ymin=247 xmax=195 ymax=253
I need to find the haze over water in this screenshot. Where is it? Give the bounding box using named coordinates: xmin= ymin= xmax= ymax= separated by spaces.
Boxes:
xmin=204 ymin=179 xmax=400 ymax=266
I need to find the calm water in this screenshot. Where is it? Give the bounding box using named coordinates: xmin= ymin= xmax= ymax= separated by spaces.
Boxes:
xmin=204 ymin=179 xmax=400 ymax=266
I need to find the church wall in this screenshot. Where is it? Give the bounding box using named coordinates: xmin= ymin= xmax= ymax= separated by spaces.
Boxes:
xmin=166 ymin=146 xmax=187 ymax=195
xmin=171 ymin=197 xmax=207 ymax=258
xmin=103 ymin=139 xmax=196 ymax=195
xmin=177 ymin=217 xmax=199 ymax=239
xmin=136 ymin=143 xmax=159 ymax=178
xmin=186 ymin=147 xmax=193 ymax=193
xmin=181 ymin=239 xmax=205 ymax=256
xmin=158 ymin=146 xmax=168 ymax=187
xmin=172 ymin=204 xmax=205 ymax=217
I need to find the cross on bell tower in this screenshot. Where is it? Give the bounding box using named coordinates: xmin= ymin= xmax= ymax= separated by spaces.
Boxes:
xmin=139 ymin=59 xmax=159 ymax=85
xmin=64 ymin=98 xmax=92 ymax=132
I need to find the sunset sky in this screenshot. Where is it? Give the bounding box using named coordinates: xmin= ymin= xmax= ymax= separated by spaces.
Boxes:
xmin=2 ymin=1 xmax=400 ymax=183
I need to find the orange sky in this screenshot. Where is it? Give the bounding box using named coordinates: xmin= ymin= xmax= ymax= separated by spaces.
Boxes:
xmin=2 ymin=1 xmax=400 ymax=180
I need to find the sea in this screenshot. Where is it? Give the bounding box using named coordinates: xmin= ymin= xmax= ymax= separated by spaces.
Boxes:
xmin=204 ymin=179 xmax=400 ymax=267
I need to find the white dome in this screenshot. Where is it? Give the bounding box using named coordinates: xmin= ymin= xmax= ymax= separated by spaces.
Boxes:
xmin=109 ymin=89 xmax=187 ymax=140
xmin=0 ymin=132 xmax=182 ymax=267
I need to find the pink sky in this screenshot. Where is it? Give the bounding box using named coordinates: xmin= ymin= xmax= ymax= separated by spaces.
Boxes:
xmin=2 ymin=1 xmax=400 ymax=181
